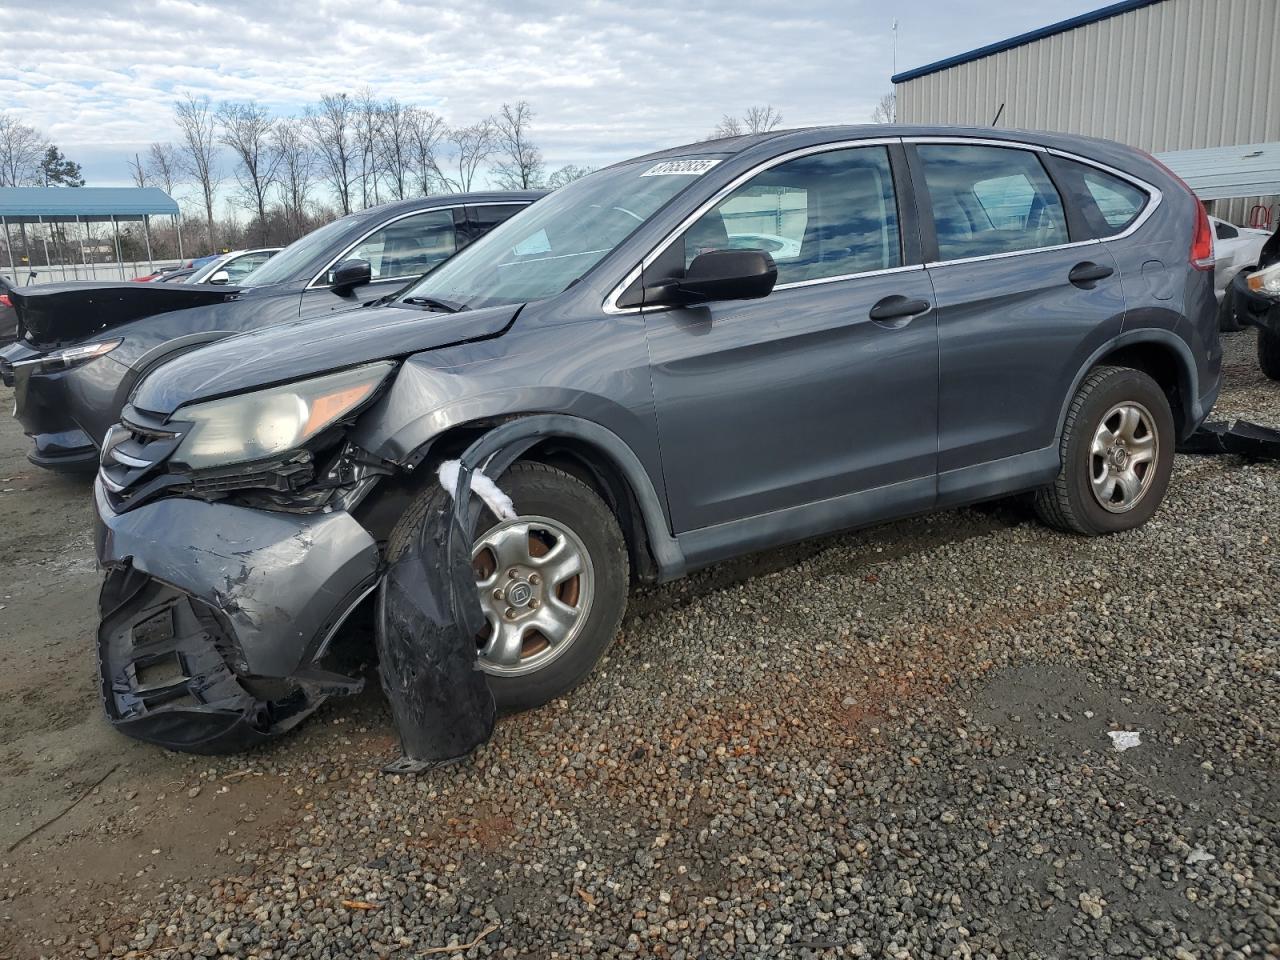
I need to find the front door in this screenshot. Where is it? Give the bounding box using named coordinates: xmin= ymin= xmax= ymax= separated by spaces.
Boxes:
xmin=299 ymin=207 xmax=462 ymax=318
xmin=643 ymin=143 xmax=939 ymax=533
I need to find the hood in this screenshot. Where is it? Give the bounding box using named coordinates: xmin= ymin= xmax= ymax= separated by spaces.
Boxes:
xmin=13 ymin=281 xmax=243 ymax=349
xmin=131 ymin=301 xmax=521 ymax=416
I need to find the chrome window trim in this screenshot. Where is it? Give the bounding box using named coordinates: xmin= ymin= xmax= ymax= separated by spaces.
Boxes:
xmin=603 ymin=137 xmax=901 ymax=315
xmin=306 ymin=201 xmax=525 ymax=290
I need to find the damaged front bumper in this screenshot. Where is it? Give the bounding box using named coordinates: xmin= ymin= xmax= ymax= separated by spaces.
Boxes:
xmin=93 ymin=478 xmax=379 ymax=752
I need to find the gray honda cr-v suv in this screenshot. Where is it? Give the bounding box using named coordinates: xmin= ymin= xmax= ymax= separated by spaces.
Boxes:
xmin=93 ymin=125 xmax=1221 ymax=752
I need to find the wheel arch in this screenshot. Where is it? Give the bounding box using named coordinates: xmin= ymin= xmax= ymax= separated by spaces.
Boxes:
xmin=355 ymin=412 xmax=686 ymax=583
xmin=1060 ymin=330 xmax=1202 ymax=442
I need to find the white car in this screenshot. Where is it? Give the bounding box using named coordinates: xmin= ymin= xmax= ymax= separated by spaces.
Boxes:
xmin=187 ymin=247 xmax=282 ymax=285
xmin=1211 ymin=216 xmax=1271 ymax=329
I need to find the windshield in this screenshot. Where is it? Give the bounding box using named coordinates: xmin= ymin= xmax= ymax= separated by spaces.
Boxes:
xmin=399 ymin=157 xmax=721 ymax=310
xmin=238 ymin=215 xmax=357 ymax=287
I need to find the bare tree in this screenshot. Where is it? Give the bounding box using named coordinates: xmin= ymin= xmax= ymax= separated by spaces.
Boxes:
xmin=871 ymin=91 xmax=896 ymax=124
xmin=545 ymin=164 xmax=595 ymax=189
xmin=353 ymin=88 xmax=383 ymax=209
xmin=146 ymin=142 xmax=180 ymax=195
xmin=712 ymin=114 xmax=743 ymax=138
xmin=273 ymin=118 xmax=315 ymax=238
xmin=217 ymin=101 xmax=280 ymax=244
xmin=127 ymin=153 xmax=147 ymax=188
xmin=712 ymin=105 xmax=783 ymax=139
xmin=306 ymin=93 xmax=356 ymax=215
xmin=377 ymin=98 xmax=414 ymax=201
xmin=407 ymin=108 xmax=447 ymax=196
xmin=491 ymin=101 xmax=544 ymax=190
xmin=445 ymin=120 xmax=495 ymax=192
xmin=743 ymin=105 xmax=783 ymax=133
xmin=0 ymin=113 xmax=46 ymax=186
xmin=173 ymin=94 xmax=223 ymax=247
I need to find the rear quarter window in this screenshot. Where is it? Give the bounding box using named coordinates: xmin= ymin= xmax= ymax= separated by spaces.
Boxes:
xmin=1051 ymin=157 xmax=1151 ymax=238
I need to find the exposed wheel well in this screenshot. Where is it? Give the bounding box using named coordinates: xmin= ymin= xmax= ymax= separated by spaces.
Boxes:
xmin=351 ymin=425 xmax=660 ymax=583
xmin=1091 ymin=341 xmax=1191 ymax=435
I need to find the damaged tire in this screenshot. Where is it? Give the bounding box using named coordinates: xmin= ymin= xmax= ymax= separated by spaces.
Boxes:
xmin=387 ymin=461 xmax=629 ymax=711
xmin=1259 ymin=328 xmax=1280 ymax=381
xmin=1034 ymin=365 xmax=1174 ymax=536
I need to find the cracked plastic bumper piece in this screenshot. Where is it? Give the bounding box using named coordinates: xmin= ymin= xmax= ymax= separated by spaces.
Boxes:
xmin=1178 ymin=420 xmax=1280 ymax=460
xmin=94 ymin=479 xmax=378 ymax=752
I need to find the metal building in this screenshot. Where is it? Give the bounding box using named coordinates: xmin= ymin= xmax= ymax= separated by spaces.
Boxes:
xmin=893 ymin=0 xmax=1280 ymax=225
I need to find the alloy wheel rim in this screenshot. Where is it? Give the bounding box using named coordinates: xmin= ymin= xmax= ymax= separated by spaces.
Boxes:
xmin=471 ymin=515 xmax=594 ymax=677
xmin=1089 ymin=401 xmax=1159 ymax=513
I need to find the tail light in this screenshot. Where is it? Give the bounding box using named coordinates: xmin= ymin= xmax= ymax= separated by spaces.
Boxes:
xmin=1189 ymin=200 xmax=1214 ymax=271
xmin=1139 ymin=149 xmax=1214 ymax=271
xmin=0 ymin=294 xmax=10 ymax=308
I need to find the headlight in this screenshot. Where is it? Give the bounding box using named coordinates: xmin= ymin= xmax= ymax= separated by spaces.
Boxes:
xmin=1247 ymin=263 xmax=1280 ymax=296
xmin=171 ymin=362 xmax=394 ymax=469
xmin=38 ymin=338 xmax=122 ymax=372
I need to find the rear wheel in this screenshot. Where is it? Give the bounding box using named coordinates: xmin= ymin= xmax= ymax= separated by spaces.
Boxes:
xmin=1034 ymin=365 xmax=1175 ymax=535
xmin=386 ymin=461 xmax=629 ymax=710
xmin=1259 ymin=328 xmax=1280 ymax=381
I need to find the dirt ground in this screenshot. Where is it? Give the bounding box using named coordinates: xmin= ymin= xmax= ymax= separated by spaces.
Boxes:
xmin=0 ymin=332 xmax=1276 ymax=958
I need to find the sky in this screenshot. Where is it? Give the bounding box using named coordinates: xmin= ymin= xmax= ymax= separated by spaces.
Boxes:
xmin=0 ymin=0 xmax=1108 ymax=208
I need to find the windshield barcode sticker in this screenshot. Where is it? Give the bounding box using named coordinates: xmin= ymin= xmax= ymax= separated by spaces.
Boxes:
xmin=640 ymin=158 xmax=721 ymax=177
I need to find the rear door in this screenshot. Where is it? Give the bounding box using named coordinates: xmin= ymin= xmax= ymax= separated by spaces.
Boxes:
xmin=299 ymin=207 xmax=463 ymax=318
xmin=643 ymin=142 xmax=939 ymax=532
xmin=908 ymin=140 xmax=1126 ymax=497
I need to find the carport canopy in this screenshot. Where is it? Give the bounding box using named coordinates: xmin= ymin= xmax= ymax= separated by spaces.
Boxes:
xmin=1154 ymin=141 xmax=1280 ymax=202
xmin=0 ymin=186 xmax=178 ymax=223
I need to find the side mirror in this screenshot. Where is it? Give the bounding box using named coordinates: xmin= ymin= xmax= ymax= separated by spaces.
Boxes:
xmin=331 ymin=258 xmax=373 ymax=295
xmin=649 ymin=249 xmax=778 ymax=306
xmin=207 ymin=269 xmax=230 ymax=285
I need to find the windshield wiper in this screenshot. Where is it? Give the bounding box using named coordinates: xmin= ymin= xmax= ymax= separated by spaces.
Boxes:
xmin=402 ymin=295 xmax=467 ymax=314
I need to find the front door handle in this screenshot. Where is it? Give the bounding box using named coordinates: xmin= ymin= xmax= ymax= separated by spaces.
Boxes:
xmin=1068 ymin=261 xmax=1115 ymax=288
xmin=869 ymin=295 xmax=932 ymax=325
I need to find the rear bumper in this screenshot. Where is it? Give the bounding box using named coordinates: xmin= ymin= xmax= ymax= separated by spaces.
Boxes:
xmin=94 ymin=479 xmax=380 ymax=751
xmin=9 ymin=352 xmax=131 ymax=469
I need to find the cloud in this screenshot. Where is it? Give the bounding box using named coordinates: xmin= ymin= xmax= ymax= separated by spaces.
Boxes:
xmin=1 ymin=0 xmax=1102 ymax=196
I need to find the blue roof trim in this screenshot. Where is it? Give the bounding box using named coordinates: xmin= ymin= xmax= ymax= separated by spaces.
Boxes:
xmin=891 ymin=0 xmax=1166 ymax=84
xmin=0 ymin=186 xmax=180 ymax=218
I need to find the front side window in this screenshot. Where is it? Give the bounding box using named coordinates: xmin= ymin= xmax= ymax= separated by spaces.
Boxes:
xmin=400 ymin=157 xmax=715 ymax=310
xmin=678 ymin=145 xmax=902 ymax=284
xmin=343 ymin=209 xmax=458 ymax=282
xmin=917 ymin=144 xmax=1068 ymax=260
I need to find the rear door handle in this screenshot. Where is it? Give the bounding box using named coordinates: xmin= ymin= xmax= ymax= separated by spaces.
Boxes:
xmin=869 ymin=295 xmax=932 ymax=325
xmin=1068 ymin=261 xmax=1115 ymax=288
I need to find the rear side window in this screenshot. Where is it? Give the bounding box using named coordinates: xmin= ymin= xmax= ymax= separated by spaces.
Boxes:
xmin=916 ymin=144 xmax=1069 ymax=261
xmin=1214 ymin=220 xmax=1238 ymax=240
xmin=1050 ymin=157 xmax=1150 ymax=237
xmin=678 ymin=145 xmax=902 ymax=284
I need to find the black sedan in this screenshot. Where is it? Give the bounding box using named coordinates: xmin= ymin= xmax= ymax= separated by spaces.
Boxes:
xmin=0 ymin=191 xmax=542 ymax=471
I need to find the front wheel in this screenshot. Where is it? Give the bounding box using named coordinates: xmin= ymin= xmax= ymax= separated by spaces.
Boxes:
xmin=1034 ymin=365 xmax=1175 ymax=535
xmin=386 ymin=461 xmax=629 ymax=711
xmin=1259 ymin=328 xmax=1280 ymax=381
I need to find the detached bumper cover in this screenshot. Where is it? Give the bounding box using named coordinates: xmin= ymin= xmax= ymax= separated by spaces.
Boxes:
xmin=94 ymin=480 xmax=379 ymax=751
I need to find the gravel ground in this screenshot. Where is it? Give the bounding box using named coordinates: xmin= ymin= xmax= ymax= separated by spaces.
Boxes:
xmin=2 ymin=331 xmax=1278 ymax=959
